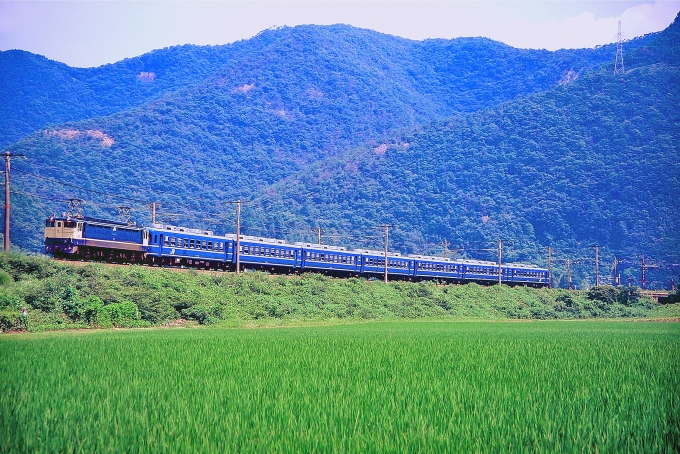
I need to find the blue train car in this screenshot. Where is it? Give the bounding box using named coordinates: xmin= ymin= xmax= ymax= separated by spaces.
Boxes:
xmin=235 ymin=235 xmax=300 ymax=272
xmin=355 ymin=249 xmax=413 ymax=279
xmin=505 ymin=263 xmax=550 ymax=287
xmin=147 ymin=223 xmax=233 ymax=270
xmin=409 ymin=255 xmax=463 ymax=281
xmin=299 ymin=243 xmax=361 ymax=276
xmin=461 ymin=260 xmax=502 ymax=284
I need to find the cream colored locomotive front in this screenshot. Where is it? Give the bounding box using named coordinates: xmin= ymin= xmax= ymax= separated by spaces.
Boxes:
xmin=44 ymin=218 xmax=83 ymax=241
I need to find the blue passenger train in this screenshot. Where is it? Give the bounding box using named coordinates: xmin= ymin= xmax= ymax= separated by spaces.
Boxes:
xmin=44 ymin=216 xmax=549 ymax=286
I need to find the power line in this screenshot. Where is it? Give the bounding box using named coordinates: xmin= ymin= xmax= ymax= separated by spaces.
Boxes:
xmin=13 ymin=168 xmax=151 ymax=204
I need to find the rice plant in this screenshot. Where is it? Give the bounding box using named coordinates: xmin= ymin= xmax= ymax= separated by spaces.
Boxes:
xmin=1 ymin=321 xmax=678 ymax=452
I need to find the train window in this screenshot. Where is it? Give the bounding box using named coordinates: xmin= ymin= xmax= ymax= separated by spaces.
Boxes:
xmin=189 ymin=239 xmax=195 ymax=248
xmin=170 ymin=237 xmax=176 ymax=246
xmin=164 ymin=236 xmax=169 ymax=246
xmin=208 ymin=241 xmax=213 ymax=250
xmin=46 ymin=220 xmax=55 ymax=227
xmin=57 ymin=222 xmax=62 ymax=227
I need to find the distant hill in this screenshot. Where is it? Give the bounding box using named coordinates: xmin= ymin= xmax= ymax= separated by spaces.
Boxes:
xmin=0 ymin=44 xmax=236 ymax=148
xmin=246 ymin=63 xmax=679 ymax=287
xmin=4 ymin=15 xmax=679 ymax=288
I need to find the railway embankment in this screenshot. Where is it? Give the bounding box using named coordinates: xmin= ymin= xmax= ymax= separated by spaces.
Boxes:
xmin=0 ymin=252 xmax=677 ymax=332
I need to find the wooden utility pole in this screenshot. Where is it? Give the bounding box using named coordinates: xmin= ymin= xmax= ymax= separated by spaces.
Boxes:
xmin=4 ymin=151 xmax=25 ymax=251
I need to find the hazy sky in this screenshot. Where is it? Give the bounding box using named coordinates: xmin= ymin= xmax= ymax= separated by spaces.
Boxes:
xmin=1 ymin=1 xmax=679 ymax=68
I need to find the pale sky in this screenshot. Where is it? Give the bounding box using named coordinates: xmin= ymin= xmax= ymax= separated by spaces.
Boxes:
xmin=1 ymin=1 xmax=679 ymax=68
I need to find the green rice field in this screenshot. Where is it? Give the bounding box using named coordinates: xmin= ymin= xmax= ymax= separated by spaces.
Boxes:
xmin=1 ymin=321 xmax=679 ymax=452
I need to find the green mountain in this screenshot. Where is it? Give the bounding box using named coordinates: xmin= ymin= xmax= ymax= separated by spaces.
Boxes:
xmin=248 ymin=63 xmax=679 ymax=287
xmin=2 ymin=23 xmax=653 ymax=149
xmin=4 ymin=16 xmax=679 ymax=288
xmin=0 ymin=44 xmax=244 ymax=148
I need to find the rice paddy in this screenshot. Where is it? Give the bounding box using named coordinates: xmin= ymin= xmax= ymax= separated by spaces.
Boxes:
xmin=1 ymin=321 xmax=678 ymax=452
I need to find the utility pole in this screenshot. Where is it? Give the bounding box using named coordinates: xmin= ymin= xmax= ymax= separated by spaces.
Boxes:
xmin=442 ymin=239 xmax=450 ymax=258
xmin=612 ymin=257 xmax=619 ymax=286
xmin=547 ymin=246 xmax=552 ymax=289
xmin=226 ymin=201 xmax=243 ymax=274
xmin=312 ymin=227 xmax=322 ymax=245
xmin=592 ymin=245 xmax=600 ymax=287
xmin=376 ymin=225 xmax=392 ymax=284
xmin=567 ymin=259 xmax=572 ymax=291
xmin=497 ymin=239 xmax=502 ymax=286
xmin=150 ymin=202 xmax=159 ymax=224
xmin=4 ymin=151 xmax=25 ymax=251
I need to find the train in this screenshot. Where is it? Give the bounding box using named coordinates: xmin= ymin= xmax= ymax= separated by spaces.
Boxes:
xmin=44 ymin=215 xmax=550 ymax=286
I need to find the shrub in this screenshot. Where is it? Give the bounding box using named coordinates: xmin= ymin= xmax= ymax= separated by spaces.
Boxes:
xmin=587 ymin=286 xmax=619 ymax=310
xmin=0 ymin=270 xmax=14 ymax=286
xmin=0 ymin=308 xmax=22 ymax=332
xmin=181 ymin=305 xmax=219 ymax=325
xmin=0 ymin=292 xmax=23 ymax=309
xmin=102 ymin=301 xmax=141 ymax=328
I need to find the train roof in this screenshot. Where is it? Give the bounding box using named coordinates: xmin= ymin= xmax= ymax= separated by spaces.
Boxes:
xmin=295 ymin=242 xmax=348 ymax=252
xmin=407 ymin=254 xmax=453 ymax=262
xmin=227 ymin=234 xmax=294 ymax=246
xmin=149 ymin=223 xmax=214 ymax=236
xmin=353 ymin=249 xmax=403 ymax=257
xmin=504 ymin=263 xmax=547 ymax=270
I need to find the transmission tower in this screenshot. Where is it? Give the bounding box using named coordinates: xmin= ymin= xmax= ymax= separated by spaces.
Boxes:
xmin=614 ymin=21 xmax=625 ymax=75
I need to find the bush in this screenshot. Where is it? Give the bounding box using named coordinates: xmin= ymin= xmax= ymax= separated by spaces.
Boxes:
xmin=102 ymin=301 xmax=141 ymax=328
xmin=0 ymin=292 xmax=23 ymax=309
xmin=181 ymin=305 xmax=219 ymax=325
xmin=0 ymin=308 xmax=23 ymax=332
xmin=0 ymin=270 xmax=14 ymax=286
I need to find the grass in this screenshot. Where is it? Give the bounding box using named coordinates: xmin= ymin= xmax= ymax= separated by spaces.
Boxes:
xmin=2 ymin=320 xmax=678 ymax=452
